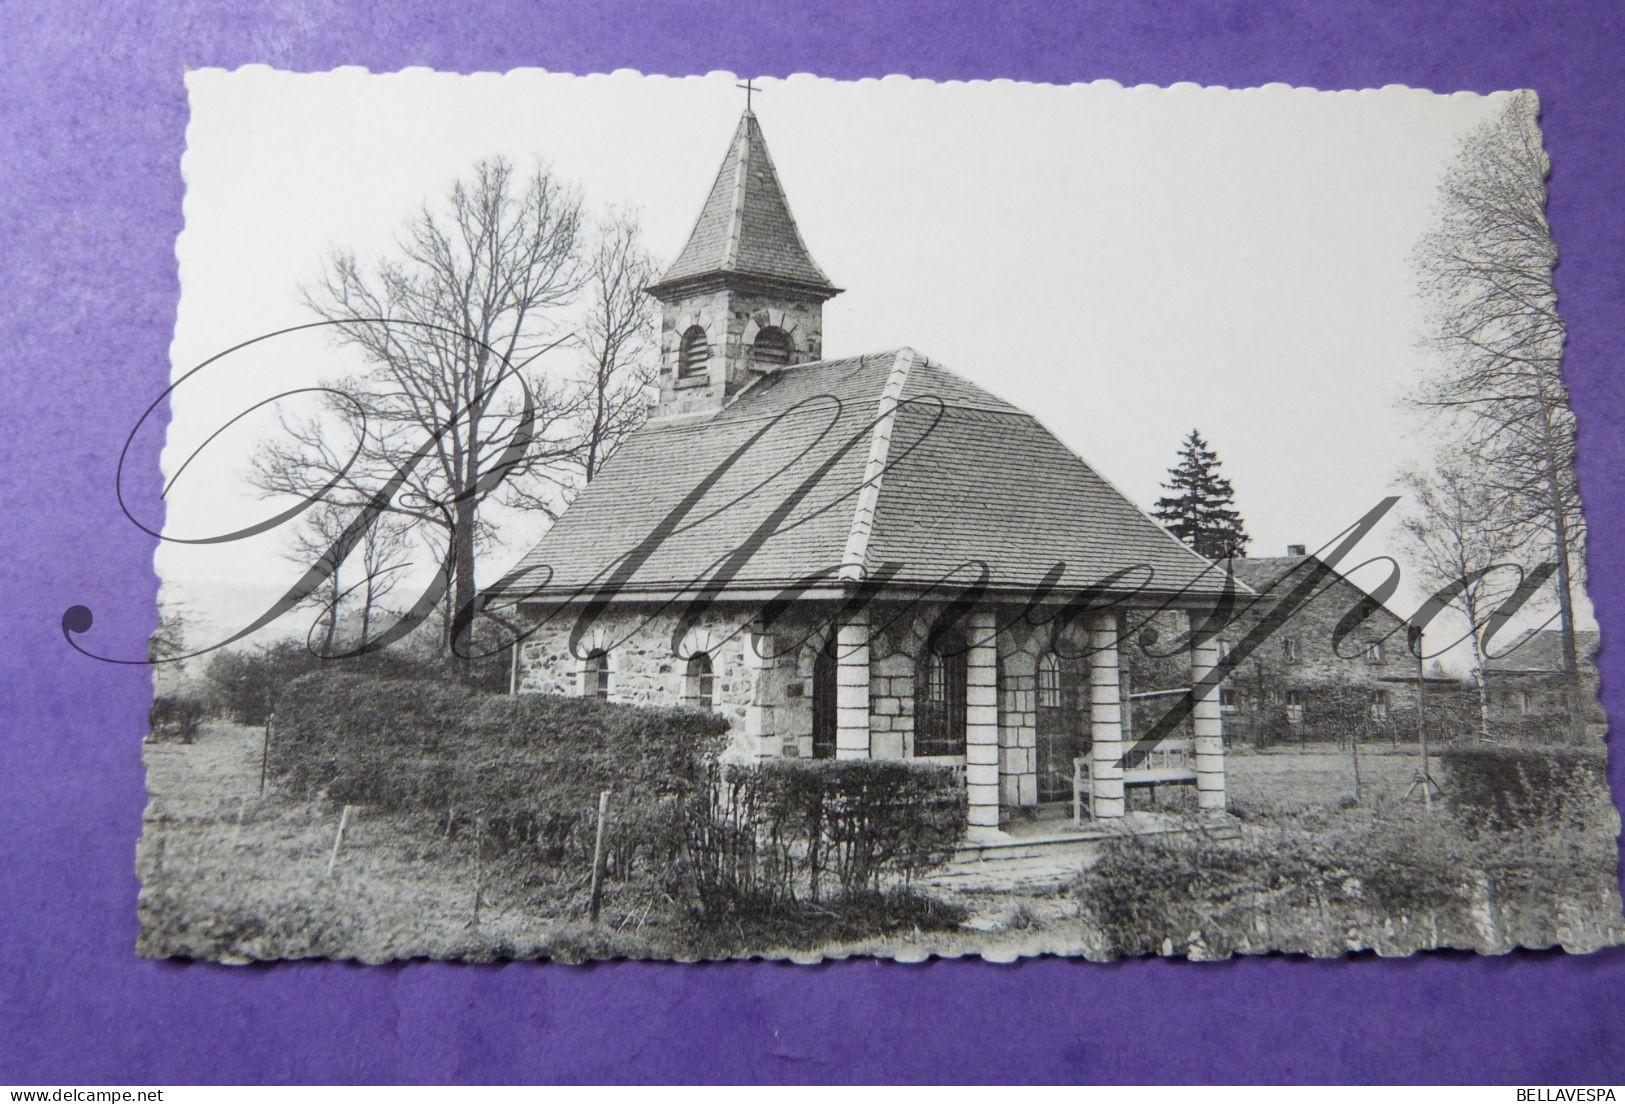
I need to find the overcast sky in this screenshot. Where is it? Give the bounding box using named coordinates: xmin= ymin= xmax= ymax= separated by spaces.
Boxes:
xmin=158 ymin=68 xmax=1584 ymax=664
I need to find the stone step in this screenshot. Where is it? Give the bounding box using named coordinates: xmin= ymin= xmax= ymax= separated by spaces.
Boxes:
xmin=929 ymin=858 xmax=1088 ymax=889
xmin=949 ymin=818 xmax=1242 ymax=865
xmin=951 ymin=837 xmax=1104 ymax=865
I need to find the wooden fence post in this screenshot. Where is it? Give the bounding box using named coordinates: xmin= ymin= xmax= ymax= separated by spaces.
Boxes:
xmin=259 ymin=718 xmax=272 ymax=795
xmin=1350 ymin=728 xmax=1363 ymax=805
xmin=324 ymin=804 xmax=353 ymax=877
xmin=589 ymin=790 xmax=611 ymax=923
xmin=472 ymin=815 xmax=484 ymax=925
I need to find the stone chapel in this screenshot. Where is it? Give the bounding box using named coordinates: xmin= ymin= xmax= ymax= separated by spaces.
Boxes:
xmin=487 ymin=108 xmax=1236 ymax=835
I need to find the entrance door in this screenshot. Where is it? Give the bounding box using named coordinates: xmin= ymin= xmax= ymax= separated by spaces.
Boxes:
xmin=812 ymin=637 xmax=837 ymax=759
xmin=1036 ymin=652 xmax=1088 ymax=803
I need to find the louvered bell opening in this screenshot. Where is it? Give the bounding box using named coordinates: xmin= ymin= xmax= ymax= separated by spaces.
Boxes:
xmin=678 ymin=325 xmax=711 ymax=378
xmin=750 ymin=326 xmax=792 ymax=370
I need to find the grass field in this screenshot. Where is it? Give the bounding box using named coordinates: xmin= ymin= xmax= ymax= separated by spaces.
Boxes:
xmin=140 ymin=722 xmax=658 ymax=961
xmin=1227 ymin=742 xmax=1433 ymax=814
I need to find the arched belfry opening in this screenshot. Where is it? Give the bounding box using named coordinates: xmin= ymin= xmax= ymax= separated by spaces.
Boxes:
xmin=645 ymin=109 xmax=842 ymax=418
xmin=677 ymin=325 xmax=710 ymax=378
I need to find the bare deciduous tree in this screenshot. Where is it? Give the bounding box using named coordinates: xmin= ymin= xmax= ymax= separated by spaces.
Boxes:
xmin=503 ymin=206 xmax=659 ymax=517
xmin=148 ymin=610 xmax=189 ymax=666
xmin=1412 ymin=90 xmax=1585 ymax=732
xmin=284 ymin=500 xmax=414 ymax=654
xmin=284 ymin=499 xmax=348 ymax=657
xmin=1399 ymin=459 xmax=1525 ymax=739
xmin=258 ymin=158 xmax=589 ymax=669
xmin=575 ymin=209 xmax=658 ymax=485
xmin=254 ymin=162 xmax=661 ymax=671
xmin=352 ymin=513 xmax=414 ymax=648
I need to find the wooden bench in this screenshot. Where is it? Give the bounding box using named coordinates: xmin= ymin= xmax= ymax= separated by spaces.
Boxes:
xmin=1073 ymin=737 xmax=1199 ymax=823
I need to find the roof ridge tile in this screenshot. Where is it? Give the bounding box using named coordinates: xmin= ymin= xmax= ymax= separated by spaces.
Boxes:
xmin=840 ymin=348 xmax=917 ymax=583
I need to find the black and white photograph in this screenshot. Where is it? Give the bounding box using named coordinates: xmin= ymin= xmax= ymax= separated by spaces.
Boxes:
xmin=136 ymin=68 xmax=1619 ymax=963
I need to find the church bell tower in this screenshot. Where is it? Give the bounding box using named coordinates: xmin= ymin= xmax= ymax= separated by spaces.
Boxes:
xmin=645 ymin=108 xmax=842 ymax=418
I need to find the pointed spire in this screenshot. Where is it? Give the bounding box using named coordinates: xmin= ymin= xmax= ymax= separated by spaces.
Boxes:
xmin=648 ymin=111 xmax=840 ymax=300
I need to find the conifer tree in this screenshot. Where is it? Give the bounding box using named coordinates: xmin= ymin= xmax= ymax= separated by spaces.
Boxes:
xmin=1152 ymin=429 xmax=1251 ymax=560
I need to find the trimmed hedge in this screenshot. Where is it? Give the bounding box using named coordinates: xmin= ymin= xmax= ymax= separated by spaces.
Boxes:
xmin=268 ymin=672 xmax=968 ymax=913
xmin=1438 ymin=744 xmax=1609 ymax=833
xmin=207 ymin=637 xmax=510 ymax=725
xmin=679 ymin=759 xmax=966 ymax=914
xmin=267 ymin=672 xmax=731 ymax=867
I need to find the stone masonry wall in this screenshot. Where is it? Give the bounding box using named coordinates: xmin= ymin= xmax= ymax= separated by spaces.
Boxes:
xmin=655 ymin=286 xmax=826 ymax=418
xmin=515 ymin=602 xmax=837 ymax=760
xmin=517 ymin=599 xmax=1115 ymax=812
xmin=1121 ymin=586 xmax=1426 ymax=723
xmin=864 ymin=604 xmax=1092 ymax=807
xmin=1222 ymin=577 xmax=1422 ymax=715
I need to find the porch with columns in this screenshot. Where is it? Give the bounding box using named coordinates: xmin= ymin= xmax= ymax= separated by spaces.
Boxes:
xmin=825 ymin=604 xmax=1228 ymax=840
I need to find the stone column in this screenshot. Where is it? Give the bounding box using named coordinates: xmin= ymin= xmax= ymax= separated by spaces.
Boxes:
xmin=1088 ymin=611 xmax=1126 ymax=819
xmin=743 ymin=626 xmax=781 ymax=758
xmin=965 ymin=609 xmax=1001 ymax=831
xmin=1189 ymin=620 xmax=1227 ymax=813
xmin=1001 ymin=648 xmax=1039 ymax=809
xmin=835 ymin=612 xmax=871 ymax=759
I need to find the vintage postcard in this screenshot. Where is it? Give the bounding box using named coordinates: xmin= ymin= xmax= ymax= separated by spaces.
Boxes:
xmin=133 ymin=69 xmax=1620 ymax=963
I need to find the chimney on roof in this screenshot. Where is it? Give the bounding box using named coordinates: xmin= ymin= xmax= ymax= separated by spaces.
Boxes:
xmin=1286 ymin=543 xmax=1307 ymax=557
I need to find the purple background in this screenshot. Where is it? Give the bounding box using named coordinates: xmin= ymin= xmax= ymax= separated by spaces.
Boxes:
xmin=4 ymin=0 xmax=1624 ymax=1085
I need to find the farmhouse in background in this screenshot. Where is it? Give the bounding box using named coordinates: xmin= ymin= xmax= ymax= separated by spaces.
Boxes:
xmin=486 ymin=109 xmax=1242 ymax=835
xmin=1228 ymin=546 xmax=1422 ymax=718
xmin=1212 ymin=547 xmax=1463 ymax=736
xmin=1483 ymin=628 xmax=1604 ymax=734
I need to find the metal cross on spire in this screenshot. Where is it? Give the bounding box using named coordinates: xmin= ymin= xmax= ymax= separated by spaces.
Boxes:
xmin=737 ymin=78 xmax=761 ymax=112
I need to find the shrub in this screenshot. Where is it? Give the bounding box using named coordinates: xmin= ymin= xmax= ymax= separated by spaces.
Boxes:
xmin=1368 ymin=691 xmax=1481 ymax=747
xmin=266 ymin=671 xmax=967 ymax=938
xmin=205 ymin=638 xmax=511 ymax=725
xmin=1438 ymin=744 xmax=1609 ymax=833
xmin=1077 ymin=794 xmax=1623 ymax=958
xmin=1352 ymin=811 xmax=1478 ymax=914
xmin=678 ymin=758 xmax=966 ymax=916
xmin=1078 ymin=808 xmax=1487 ymax=958
xmin=676 ymin=890 xmax=968 ymax=957
xmin=1487 ymin=712 xmax=1581 ymax=745
xmin=206 ymin=642 xmax=322 ymax=725
xmin=1231 ymin=704 xmax=1293 ymax=749
xmin=267 ymin=672 xmax=730 ymax=873
xmin=1078 ymin=834 xmax=1341 ymax=957
xmin=147 ymin=692 xmax=207 ymax=744
xmin=1226 ymin=679 xmax=1478 ymax=749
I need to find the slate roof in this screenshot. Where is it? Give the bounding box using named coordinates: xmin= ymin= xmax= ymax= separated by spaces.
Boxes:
xmin=1484 ymin=628 xmax=1601 ymax=673
xmin=1229 ymin=555 xmax=1418 ymax=629
xmin=647 ymin=111 xmax=838 ymax=296
xmin=489 ymin=349 xmax=1237 ymax=604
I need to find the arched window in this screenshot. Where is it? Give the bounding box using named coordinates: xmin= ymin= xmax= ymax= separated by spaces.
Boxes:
xmin=1036 ymin=650 xmax=1090 ymax=803
xmin=750 ymin=325 xmax=793 ymax=369
xmin=1037 ymin=652 xmax=1063 ymax=709
xmin=914 ymin=631 xmax=968 ymax=757
xmin=678 ymin=325 xmax=710 ymax=379
xmin=811 ymin=636 xmax=838 ymax=759
xmin=683 ymin=652 xmax=715 ymax=709
xmin=583 ymin=648 xmax=610 ymax=701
